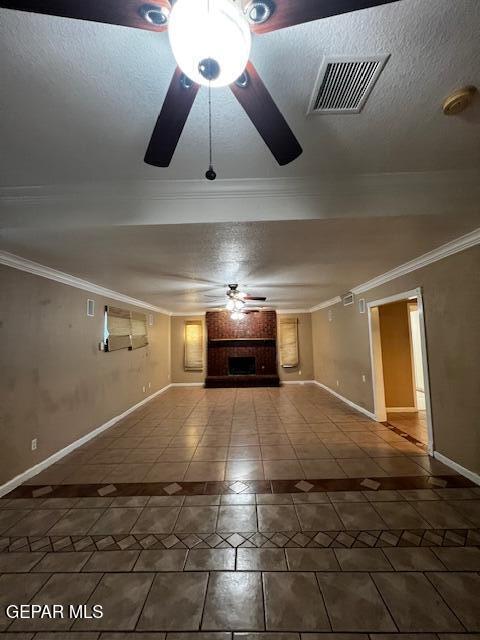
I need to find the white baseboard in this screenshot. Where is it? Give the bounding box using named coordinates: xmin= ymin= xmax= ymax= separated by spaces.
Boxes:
xmin=387 ymin=407 xmax=418 ymax=413
xmin=169 ymin=382 xmax=205 ymax=387
xmin=281 ymin=380 xmax=315 ymax=385
xmin=0 ymin=383 xmax=172 ymax=498
xmin=433 ymin=451 xmax=480 ymax=486
xmin=313 ymin=380 xmax=378 ymax=421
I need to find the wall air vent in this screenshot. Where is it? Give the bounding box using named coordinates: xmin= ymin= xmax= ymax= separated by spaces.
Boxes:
xmin=87 ymin=299 xmax=95 ymax=317
xmin=343 ymin=293 xmax=354 ymax=306
xmin=308 ymin=55 xmax=390 ymax=115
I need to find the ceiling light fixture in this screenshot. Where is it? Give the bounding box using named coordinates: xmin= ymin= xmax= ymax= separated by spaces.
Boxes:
xmin=168 ymin=0 xmax=252 ymax=88
xmin=231 ymin=311 xmax=244 ymax=320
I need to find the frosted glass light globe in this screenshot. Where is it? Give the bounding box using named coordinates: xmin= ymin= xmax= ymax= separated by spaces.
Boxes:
xmin=168 ymin=0 xmax=251 ymax=88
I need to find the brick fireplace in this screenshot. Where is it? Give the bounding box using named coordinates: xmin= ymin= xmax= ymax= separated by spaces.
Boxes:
xmin=205 ymin=310 xmax=280 ymax=388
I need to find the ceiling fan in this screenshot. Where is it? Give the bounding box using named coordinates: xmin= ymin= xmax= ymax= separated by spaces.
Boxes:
xmin=225 ymin=283 xmax=267 ymax=317
xmin=1 ymin=0 xmax=401 ymax=168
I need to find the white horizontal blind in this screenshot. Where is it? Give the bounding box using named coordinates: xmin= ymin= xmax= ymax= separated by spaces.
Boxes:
xmin=106 ymin=306 xmax=132 ymax=351
xmin=184 ymin=320 xmax=203 ymax=371
xmin=279 ymin=318 xmax=299 ymax=368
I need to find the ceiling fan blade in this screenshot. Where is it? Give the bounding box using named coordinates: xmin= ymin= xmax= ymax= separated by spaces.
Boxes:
xmin=144 ymin=67 xmax=200 ymax=168
xmin=249 ymin=0 xmax=401 ymax=34
xmin=0 ymin=0 xmax=171 ymax=31
xmin=230 ymin=61 xmax=302 ymax=166
xmin=243 ymin=296 xmax=267 ymax=301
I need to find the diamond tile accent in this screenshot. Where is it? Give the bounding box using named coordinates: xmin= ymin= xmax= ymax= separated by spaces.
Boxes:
xmin=139 ymin=534 xmax=158 ymax=549
xmin=52 ymin=536 xmax=72 ymax=551
xmin=74 ymin=536 xmax=94 ymax=551
xmin=270 ymin=533 xmax=289 ymax=547
xmin=9 ymin=537 xmax=29 ymax=551
xmin=295 ymin=480 xmax=314 ymax=493
xmin=181 ymin=534 xmax=203 ymax=548
xmin=162 ymin=534 xmax=181 ymax=549
xmin=117 ymin=534 xmax=137 ymax=549
xmin=229 ymin=481 xmax=249 ymax=494
xmin=314 ymin=532 xmax=334 ymax=547
xmin=335 ymin=532 xmax=356 ymax=548
xmin=96 ymin=535 xmax=116 ymax=550
xmin=356 ymin=531 xmax=378 ymax=547
xmin=32 ymin=486 xmax=53 ymax=497
xmin=205 ymin=533 xmax=223 ymax=548
xmin=361 ymin=478 xmax=381 ymax=490
xmin=400 ymin=531 xmax=422 ymax=546
xmin=98 ymin=484 xmax=117 ymax=496
xmin=428 ymin=477 xmax=448 ymax=488
xmin=164 ymin=482 xmax=183 ymax=495
xmin=378 ymin=531 xmax=400 ymax=546
xmin=226 ymin=533 xmax=245 ymax=547
xmin=291 ymin=532 xmax=311 ymax=547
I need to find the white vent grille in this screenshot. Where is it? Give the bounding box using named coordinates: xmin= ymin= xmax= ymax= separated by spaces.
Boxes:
xmin=87 ymin=299 xmax=95 ymax=317
xmin=343 ymin=293 xmax=354 ymax=306
xmin=308 ymin=55 xmax=389 ymax=115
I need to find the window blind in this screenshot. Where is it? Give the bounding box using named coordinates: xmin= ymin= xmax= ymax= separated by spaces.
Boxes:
xmin=106 ymin=306 xmax=132 ymax=352
xmin=184 ymin=320 xmax=203 ymax=371
xmin=279 ymin=318 xmax=299 ymax=368
xmin=131 ymin=311 xmax=148 ymax=350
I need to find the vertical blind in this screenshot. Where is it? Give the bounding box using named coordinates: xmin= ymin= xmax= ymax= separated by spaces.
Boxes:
xmin=184 ymin=320 xmax=204 ymax=371
xmin=279 ymin=318 xmax=299 ymax=368
xmin=105 ymin=306 xmax=148 ymax=352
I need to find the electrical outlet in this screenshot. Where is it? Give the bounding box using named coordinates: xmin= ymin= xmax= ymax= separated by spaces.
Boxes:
xmin=142 ymin=385 xmax=146 ymax=393
xmin=31 ymin=438 xmax=37 ymax=451
xmin=362 ymin=374 xmax=366 ymax=383
xmin=298 ymin=370 xmax=302 ymax=375
xmin=148 ymin=382 xmax=151 ymax=389
xmin=336 ymin=380 xmax=339 ymax=387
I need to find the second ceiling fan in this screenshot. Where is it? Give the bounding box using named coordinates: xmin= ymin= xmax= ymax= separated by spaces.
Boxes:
xmin=1 ymin=0 xmax=401 ymax=168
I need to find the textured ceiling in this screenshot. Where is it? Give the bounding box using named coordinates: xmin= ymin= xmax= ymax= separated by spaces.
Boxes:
xmin=0 ymin=0 xmax=479 ymax=185
xmin=1 ymin=214 xmax=479 ymax=312
xmin=1 ymin=0 xmax=479 ymax=311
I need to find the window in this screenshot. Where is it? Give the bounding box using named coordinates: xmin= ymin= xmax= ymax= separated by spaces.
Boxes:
xmin=184 ymin=320 xmax=204 ymax=371
xmin=279 ymin=318 xmax=299 ymax=368
xmin=104 ymin=306 xmax=149 ymax=352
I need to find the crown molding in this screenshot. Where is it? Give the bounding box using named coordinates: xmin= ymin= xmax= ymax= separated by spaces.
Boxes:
xmin=0 ymin=250 xmax=172 ymax=315
xmin=351 ymin=227 xmax=480 ymax=295
xmin=310 ymin=297 xmax=342 ymax=312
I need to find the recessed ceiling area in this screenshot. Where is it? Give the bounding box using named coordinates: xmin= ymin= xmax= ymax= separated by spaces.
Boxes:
xmin=1 ymin=0 xmax=479 ymax=312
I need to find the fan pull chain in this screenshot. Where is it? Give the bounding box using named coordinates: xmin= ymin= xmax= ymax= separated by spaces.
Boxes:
xmin=205 ymin=81 xmax=216 ymax=180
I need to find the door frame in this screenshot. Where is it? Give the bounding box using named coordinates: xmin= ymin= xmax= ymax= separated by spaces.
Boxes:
xmin=367 ymin=286 xmax=434 ymax=454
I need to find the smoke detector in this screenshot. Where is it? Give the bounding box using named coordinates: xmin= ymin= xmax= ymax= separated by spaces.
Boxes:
xmin=443 ymin=86 xmax=477 ymax=116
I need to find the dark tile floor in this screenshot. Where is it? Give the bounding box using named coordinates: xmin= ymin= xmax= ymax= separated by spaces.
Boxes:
xmin=1 ymin=386 xmax=479 ymax=637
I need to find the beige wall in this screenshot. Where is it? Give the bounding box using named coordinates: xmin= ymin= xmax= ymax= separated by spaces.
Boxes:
xmin=170 ymin=315 xmax=206 ymax=384
xmin=379 ymin=301 xmax=415 ymax=408
xmin=277 ymin=313 xmax=314 ymax=382
xmin=312 ymin=246 xmax=480 ymax=474
xmin=0 ymin=264 xmax=171 ymax=486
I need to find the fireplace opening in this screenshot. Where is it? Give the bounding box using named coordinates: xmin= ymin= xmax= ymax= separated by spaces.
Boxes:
xmin=229 ymin=356 xmax=256 ymax=376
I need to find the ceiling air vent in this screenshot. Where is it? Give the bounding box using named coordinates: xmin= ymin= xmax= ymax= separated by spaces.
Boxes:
xmin=308 ymin=55 xmax=390 ymax=115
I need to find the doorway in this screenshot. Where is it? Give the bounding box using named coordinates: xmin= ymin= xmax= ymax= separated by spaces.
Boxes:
xmin=367 ymin=287 xmax=434 ymax=453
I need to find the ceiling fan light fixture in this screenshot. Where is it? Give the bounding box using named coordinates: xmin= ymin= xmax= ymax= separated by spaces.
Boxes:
xmin=168 ymin=0 xmax=251 ymax=88
xmin=140 ymin=4 xmax=169 ymax=26
xmin=231 ymin=311 xmax=244 ymax=320
xmin=244 ymin=1 xmax=272 ymax=25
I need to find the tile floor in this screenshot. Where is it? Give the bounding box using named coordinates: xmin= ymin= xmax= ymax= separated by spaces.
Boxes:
xmin=387 ymin=410 xmax=428 ymax=444
xmin=24 ymin=387 xmax=446 ymax=487
xmin=1 ymin=386 xmax=479 ymax=637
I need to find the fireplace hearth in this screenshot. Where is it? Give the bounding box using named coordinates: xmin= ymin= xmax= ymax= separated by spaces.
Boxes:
xmin=229 ymin=356 xmax=256 ymax=376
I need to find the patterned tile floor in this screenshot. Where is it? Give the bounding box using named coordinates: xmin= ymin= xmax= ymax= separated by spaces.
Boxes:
xmin=1 ymin=386 xmax=479 ymax=637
